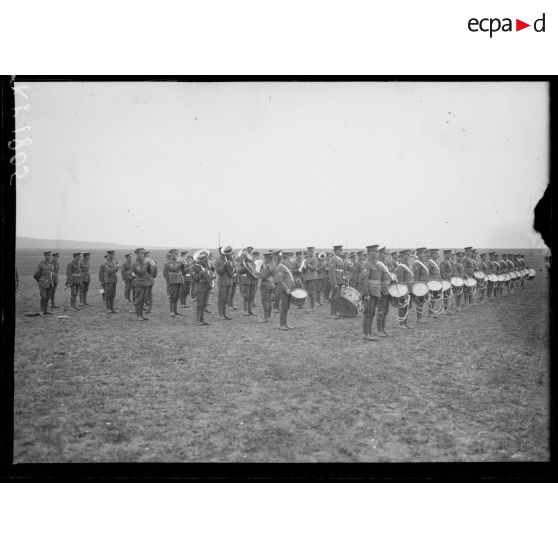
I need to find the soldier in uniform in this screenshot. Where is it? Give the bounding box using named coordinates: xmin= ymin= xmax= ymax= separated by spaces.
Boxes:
xmin=275 ymin=251 xmax=295 ymax=330
xmin=439 ymin=249 xmax=454 ymax=314
xmin=132 ymin=248 xmax=152 ymax=321
xmin=271 ymin=250 xmax=282 ymax=313
xmin=179 ymin=251 xmax=192 ymax=308
xmin=49 ymin=251 xmax=60 ymax=309
xmin=143 ymin=251 xmax=157 ymax=314
xmin=121 ymin=253 xmax=134 ymax=305
xmin=412 ymin=247 xmax=430 ymax=323
xmin=228 ymin=253 xmax=239 ymax=312
xmin=77 ymin=252 xmax=91 ymax=307
xmin=163 ymin=249 xmax=184 ymax=317
xmin=67 ymin=252 xmax=82 ymax=311
xmin=426 ymin=248 xmax=442 ymax=319
xmin=34 ymin=250 xmax=55 ymax=315
xmin=303 ymin=246 xmax=318 ymax=312
xmin=192 ymin=250 xmax=212 ymax=326
xmin=491 ymin=252 xmax=501 ymax=298
xmin=498 ymin=253 xmax=507 ymax=296
xmin=376 ymin=247 xmax=393 ymax=337
xmin=486 ymin=252 xmax=496 ymax=299
xmin=238 ymin=247 xmax=257 ymax=316
xmin=251 ymin=251 xmax=260 ymax=307
xmin=316 ymin=252 xmax=328 ymax=306
xmin=395 ymin=249 xmax=415 ymax=328
xmin=359 ymin=245 xmax=381 ymax=341
xmin=99 ymin=255 xmax=107 ymax=302
xmin=103 ymin=250 xmax=120 ymax=313
xmin=389 ymin=251 xmax=399 ymax=272
xmin=453 ymin=251 xmax=466 ymax=309
xmin=257 ymin=251 xmax=275 ymax=323
xmin=215 ymin=246 xmax=234 ymax=321
xmin=463 ymin=247 xmax=475 ymax=307
xmin=328 ymin=245 xmax=345 ymax=318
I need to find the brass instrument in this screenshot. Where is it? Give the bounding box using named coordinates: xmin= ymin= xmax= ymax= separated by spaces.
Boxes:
xmin=240 ymin=248 xmax=258 ymax=279
xmin=299 ymin=259 xmax=306 ymax=273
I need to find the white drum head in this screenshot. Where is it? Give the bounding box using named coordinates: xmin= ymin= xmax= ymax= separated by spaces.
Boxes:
xmin=388 ymin=283 xmax=408 ymax=298
xmin=412 ymin=282 xmax=429 ymax=297
xmin=441 ymin=280 xmax=452 ymax=291
xmin=464 ymin=277 xmax=477 ymax=287
xmin=450 ymin=276 xmax=464 ymax=288
xmin=291 ymin=288 xmax=307 ymax=300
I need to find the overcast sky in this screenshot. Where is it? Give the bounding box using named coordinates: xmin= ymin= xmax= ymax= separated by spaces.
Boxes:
xmin=16 ymin=80 xmax=549 ymax=250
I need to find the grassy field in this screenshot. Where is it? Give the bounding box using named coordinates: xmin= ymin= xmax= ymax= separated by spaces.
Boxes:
xmin=13 ymin=249 xmax=550 ymax=462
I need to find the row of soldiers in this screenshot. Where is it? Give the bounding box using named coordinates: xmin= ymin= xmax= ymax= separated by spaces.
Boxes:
xmin=32 ymin=246 xmax=530 ymax=335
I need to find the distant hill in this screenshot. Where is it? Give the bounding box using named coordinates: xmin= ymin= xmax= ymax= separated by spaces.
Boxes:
xmin=15 ymin=236 xmax=168 ymax=251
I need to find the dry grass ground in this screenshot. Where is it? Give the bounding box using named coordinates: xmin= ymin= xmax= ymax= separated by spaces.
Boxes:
xmin=13 ymin=250 xmax=550 ymax=462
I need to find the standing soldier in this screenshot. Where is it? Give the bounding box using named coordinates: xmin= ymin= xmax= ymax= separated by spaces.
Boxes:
xmin=79 ymin=252 xmax=92 ymax=307
xmin=143 ymin=251 xmax=156 ymax=314
xmin=132 ymin=248 xmax=152 ymax=321
xmin=478 ymin=252 xmax=489 ymax=302
xmin=463 ymin=247 xmax=475 ymax=307
xmin=389 ymin=251 xmax=399 ymax=273
xmin=359 ymin=245 xmax=381 ymax=342
xmin=50 ymin=251 xmax=60 ymax=309
xmin=67 ymin=252 xmax=82 ymax=311
xmin=163 ymin=249 xmax=184 ymax=317
xmin=303 ymin=246 xmax=318 ymax=312
xmin=271 ymin=250 xmax=282 ymax=313
xmin=99 ymin=255 xmax=107 ymax=302
xmin=103 ymin=251 xmax=120 ymax=314
xmin=395 ymin=249 xmax=415 ymax=328
xmin=439 ymin=249 xmax=454 ymax=314
xmin=34 ymin=250 xmax=55 ymax=315
xmin=316 ymin=252 xmax=328 ymax=306
xmin=179 ymin=251 xmax=192 ymax=308
xmin=376 ymin=247 xmax=393 ymax=337
xmin=487 ymin=252 xmax=496 ymax=299
xmin=257 ymin=251 xmax=275 ymax=323
xmin=121 ymin=253 xmax=134 ymax=306
xmin=426 ymin=249 xmax=442 ymax=319
xmin=192 ymin=250 xmax=213 ymax=326
xmin=292 ymin=251 xmax=304 ymax=289
xmin=251 ymin=251 xmax=260 ymax=307
xmin=453 ymin=251 xmax=466 ymax=310
xmin=228 ymin=253 xmax=239 ymax=312
xmin=412 ymin=247 xmax=430 ymax=324
xmin=238 ymin=248 xmax=257 ymax=316
xmin=328 ymin=245 xmax=345 ymax=318
xmin=498 ymin=253 xmax=508 ymax=296
xmin=275 ymin=251 xmax=295 ymax=331
xmin=215 ymin=246 xmax=234 ymax=321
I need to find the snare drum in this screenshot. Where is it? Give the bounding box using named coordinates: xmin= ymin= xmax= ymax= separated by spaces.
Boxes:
xmin=290 ymin=288 xmax=307 ymax=306
xmin=427 ymin=279 xmax=443 ymax=299
xmin=337 ymin=285 xmax=361 ymax=317
xmin=412 ymin=282 xmax=430 ymax=303
xmin=388 ymin=283 xmax=410 ymax=308
xmin=487 ymin=273 xmax=498 ymax=283
xmin=473 ymin=271 xmax=486 ymax=283
xmin=464 ymin=277 xmax=477 ymax=292
xmin=441 ymin=280 xmax=452 ymax=293
xmin=450 ymin=276 xmax=464 ymax=294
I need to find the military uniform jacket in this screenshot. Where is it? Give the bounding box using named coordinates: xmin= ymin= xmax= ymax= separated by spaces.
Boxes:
xmin=506 ymin=260 xmax=515 ymax=270
xmin=181 ymin=261 xmax=192 ymax=282
xmin=395 ymin=263 xmax=414 ymax=287
xmin=317 ymin=260 xmax=328 ymax=279
xmin=67 ymin=261 xmax=82 ymax=285
xmin=163 ymin=260 xmax=184 ymax=284
xmin=34 ymin=260 xmax=54 ymax=288
xmin=328 ymin=255 xmax=345 ymax=286
xmin=121 ymin=261 xmax=134 ymax=281
xmin=479 ymin=261 xmax=489 ymax=273
xmin=464 ymin=257 xmax=475 ymax=277
xmin=237 ymin=257 xmax=256 ymax=286
xmin=377 ymin=260 xmax=392 ymax=295
xmin=98 ymin=262 xmax=106 ymax=284
xmin=427 ymin=259 xmax=441 ymax=280
xmin=80 ymin=260 xmax=91 ymax=282
xmin=292 ymin=261 xmax=303 ymax=284
xmin=498 ymin=261 xmax=507 ymax=273
xmin=412 ymin=259 xmax=430 ymax=283
xmin=192 ymin=263 xmax=213 ymax=291
xmin=215 ymin=255 xmax=234 ymax=287
xmin=302 ymin=256 xmax=318 ymax=281
xmin=492 ymin=261 xmax=501 ymax=274
xmin=359 ymin=261 xmax=381 ymax=298
xmin=275 ymin=262 xmax=295 ymax=293
xmin=453 ymin=261 xmax=465 ymax=276
xmin=439 ymin=259 xmax=452 ymax=281
xmin=104 ymin=260 xmax=120 ymax=284
xmin=259 ymin=262 xmax=276 ymax=290
xmin=132 ymin=260 xmax=152 ymax=287
xmin=487 ymin=261 xmax=496 ymax=273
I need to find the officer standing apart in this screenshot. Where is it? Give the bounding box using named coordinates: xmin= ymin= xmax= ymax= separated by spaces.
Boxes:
xmin=275 ymin=251 xmax=295 ymax=331
xmin=50 ymin=251 xmax=60 ymax=309
xmin=34 ymin=250 xmax=55 ymax=315
xmin=132 ymin=248 xmax=152 ymax=321
xmin=67 ymin=252 xmax=82 ymax=311
xmin=359 ymin=244 xmax=381 ymax=342
xmin=144 ymin=251 xmax=157 ymax=314
xmin=79 ymin=252 xmax=92 ymax=307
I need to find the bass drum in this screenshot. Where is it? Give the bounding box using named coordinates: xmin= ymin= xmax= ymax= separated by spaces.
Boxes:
xmin=427 ymin=280 xmax=443 ymax=299
xmin=337 ymin=285 xmax=361 ymax=317
xmin=290 ymin=288 xmax=307 ymax=307
xmin=412 ymin=282 xmax=430 ymax=303
xmin=388 ymin=283 xmax=409 ymax=308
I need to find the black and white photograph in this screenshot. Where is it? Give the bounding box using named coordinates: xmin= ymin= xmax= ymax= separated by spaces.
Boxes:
xmin=7 ymin=78 xmax=551 ymax=466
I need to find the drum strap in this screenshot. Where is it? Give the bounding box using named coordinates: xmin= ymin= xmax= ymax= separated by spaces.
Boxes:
xmin=415 ymin=259 xmax=429 ymax=273
xmin=377 ymin=261 xmax=390 ymax=275
xmin=279 ymin=263 xmax=294 ymax=284
xmin=427 ymin=259 xmax=440 ymax=274
xmin=398 ymin=263 xmax=414 ymax=277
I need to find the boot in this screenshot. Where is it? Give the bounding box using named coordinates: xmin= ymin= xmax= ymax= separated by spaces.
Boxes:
xmin=174 ymin=300 xmax=183 ymax=316
xmin=243 ymin=299 xmax=249 ymax=316
xmin=200 ymin=306 xmax=210 ymax=325
xmin=170 ymin=300 xmax=176 ymax=316
xmin=218 ymin=300 xmax=223 ymax=318
xmin=223 ymin=302 xmax=232 ymax=320
xmin=248 ymin=300 xmax=256 ymax=316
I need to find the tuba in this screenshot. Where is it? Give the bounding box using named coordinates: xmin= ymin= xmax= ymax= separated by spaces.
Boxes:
xmin=241 ymin=249 xmax=258 ymax=280
xmin=317 ymin=252 xmax=326 ymax=260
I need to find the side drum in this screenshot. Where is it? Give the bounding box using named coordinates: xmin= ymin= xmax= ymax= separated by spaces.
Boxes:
xmin=388 ymin=283 xmax=409 ymax=308
xmin=412 ymin=282 xmax=430 ymax=303
xmin=290 ymin=288 xmax=307 ymax=307
xmin=337 ymin=285 xmax=361 ymax=317
xmin=427 ymin=280 xmax=443 ymax=300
